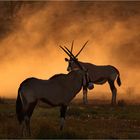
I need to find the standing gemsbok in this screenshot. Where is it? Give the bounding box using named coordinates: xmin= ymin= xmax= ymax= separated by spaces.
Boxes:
xmin=63 ymin=41 xmax=121 ymax=105
xmin=16 ymin=46 xmax=94 ymax=136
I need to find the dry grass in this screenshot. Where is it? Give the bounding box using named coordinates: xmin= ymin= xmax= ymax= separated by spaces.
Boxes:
xmin=0 ymin=99 xmax=140 ymax=139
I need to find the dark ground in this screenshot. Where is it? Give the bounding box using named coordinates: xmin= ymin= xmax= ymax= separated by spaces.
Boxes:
xmin=0 ymin=98 xmax=140 ymax=139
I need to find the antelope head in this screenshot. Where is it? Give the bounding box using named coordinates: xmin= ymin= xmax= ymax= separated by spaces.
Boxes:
xmin=59 ymin=43 xmax=94 ymax=90
xmin=64 ymin=40 xmax=88 ymax=71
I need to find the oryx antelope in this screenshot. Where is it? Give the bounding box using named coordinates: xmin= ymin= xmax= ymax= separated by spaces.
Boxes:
xmin=16 ymin=46 xmax=94 ymax=136
xmin=63 ymin=41 xmax=121 ymax=105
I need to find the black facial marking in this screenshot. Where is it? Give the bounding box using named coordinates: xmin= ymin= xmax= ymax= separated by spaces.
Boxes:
xmin=65 ymin=58 xmax=69 ymax=62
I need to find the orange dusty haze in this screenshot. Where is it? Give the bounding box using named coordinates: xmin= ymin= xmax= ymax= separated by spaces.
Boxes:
xmin=0 ymin=1 xmax=140 ymax=102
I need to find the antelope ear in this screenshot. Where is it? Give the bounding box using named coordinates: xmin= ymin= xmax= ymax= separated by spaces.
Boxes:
xmin=65 ymin=58 xmax=69 ymax=61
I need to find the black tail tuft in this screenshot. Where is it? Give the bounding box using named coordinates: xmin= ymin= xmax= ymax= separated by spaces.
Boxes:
xmin=16 ymin=88 xmax=24 ymax=124
xmin=117 ymin=75 xmax=121 ymax=86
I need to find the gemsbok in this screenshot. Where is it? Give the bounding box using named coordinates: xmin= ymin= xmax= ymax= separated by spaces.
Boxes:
xmin=63 ymin=41 xmax=121 ymax=105
xmin=16 ymin=46 xmax=94 ymax=136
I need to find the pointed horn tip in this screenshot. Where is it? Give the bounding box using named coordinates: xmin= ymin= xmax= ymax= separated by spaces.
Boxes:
xmin=64 ymin=46 xmax=67 ymax=49
xmin=71 ymin=40 xmax=74 ymax=52
xmin=59 ymin=45 xmax=75 ymax=60
xmin=75 ymin=40 xmax=89 ymax=58
xmin=59 ymin=45 xmax=65 ymax=49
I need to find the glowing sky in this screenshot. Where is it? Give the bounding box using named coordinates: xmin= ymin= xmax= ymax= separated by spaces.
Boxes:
xmin=0 ymin=1 xmax=140 ymax=101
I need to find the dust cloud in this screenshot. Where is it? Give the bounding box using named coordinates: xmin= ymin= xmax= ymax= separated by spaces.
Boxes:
xmin=0 ymin=1 xmax=140 ymax=102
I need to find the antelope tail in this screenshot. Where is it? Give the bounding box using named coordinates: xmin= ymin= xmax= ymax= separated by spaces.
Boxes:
xmin=112 ymin=66 xmax=122 ymax=87
xmin=16 ymin=86 xmax=24 ymax=124
xmin=117 ymin=75 xmax=121 ymax=86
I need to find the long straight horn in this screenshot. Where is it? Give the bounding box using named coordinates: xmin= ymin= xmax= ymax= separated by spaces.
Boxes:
xmin=64 ymin=46 xmax=84 ymax=70
xmin=71 ymin=40 xmax=74 ymax=53
xmin=59 ymin=45 xmax=74 ymax=60
xmin=64 ymin=46 xmax=76 ymax=59
xmin=75 ymin=40 xmax=89 ymax=58
xmin=59 ymin=45 xmax=84 ymax=70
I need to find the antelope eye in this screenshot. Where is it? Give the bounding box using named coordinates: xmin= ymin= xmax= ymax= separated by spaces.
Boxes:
xmin=65 ymin=58 xmax=69 ymax=62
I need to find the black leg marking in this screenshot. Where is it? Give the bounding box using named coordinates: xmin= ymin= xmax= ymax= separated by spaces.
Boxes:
xmin=60 ymin=105 xmax=67 ymax=130
xmin=22 ymin=101 xmax=37 ymax=137
xmin=108 ymin=80 xmax=117 ymax=106
xmin=25 ymin=116 xmax=31 ymax=136
xmin=83 ymin=86 xmax=88 ymax=105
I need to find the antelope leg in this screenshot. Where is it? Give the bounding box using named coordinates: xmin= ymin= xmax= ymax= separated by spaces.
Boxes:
xmin=60 ymin=105 xmax=67 ymax=130
xmin=83 ymin=87 xmax=88 ymax=105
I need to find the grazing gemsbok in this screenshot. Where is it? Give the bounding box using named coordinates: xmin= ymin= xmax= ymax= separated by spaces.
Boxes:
xmin=16 ymin=46 xmax=94 ymax=136
xmin=63 ymin=41 xmax=121 ymax=105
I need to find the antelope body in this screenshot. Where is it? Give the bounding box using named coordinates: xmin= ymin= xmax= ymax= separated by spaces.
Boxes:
xmin=64 ymin=41 xmax=121 ymax=105
xmin=16 ymin=46 xmax=93 ymax=136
